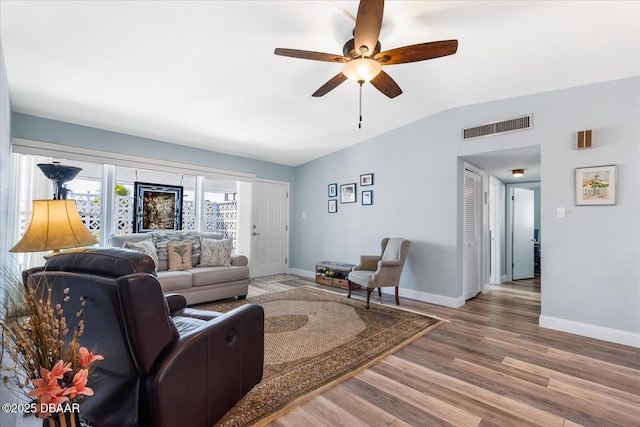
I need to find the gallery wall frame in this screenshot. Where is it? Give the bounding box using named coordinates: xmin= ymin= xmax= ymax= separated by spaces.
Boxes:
xmin=328 ymin=183 xmax=337 ymax=198
xmin=328 ymin=199 xmax=337 ymax=213
xmin=362 ymin=190 xmax=373 ymax=205
xmin=340 ymin=183 xmax=357 ymax=204
xmin=360 ymin=173 xmax=374 ymax=186
xmin=575 ymin=165 xmax=616 ymax=206
xmin=134 ymin=182 xmax=184 ymax=232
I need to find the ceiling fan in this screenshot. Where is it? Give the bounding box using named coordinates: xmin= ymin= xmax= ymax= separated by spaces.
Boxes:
xmin=274 ymin=0 xmax=458 ymax=100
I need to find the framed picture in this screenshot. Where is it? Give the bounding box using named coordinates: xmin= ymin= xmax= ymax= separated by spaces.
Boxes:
xmin=360 ymin=173 xmax=374 ymax=186
xmin=340 ymin=183 xmax=357 ymax=203
xmin=362 ymin=190 xmax=373 ymax=206
xmin=575 ymin=165 xmax=616 ymax=206
xmin=134 ymin=182 xmax=184 ymax=232
xmin=328 ymin=183 xmax=337 ymax=198
xmin=328 ymin=199 xmax=337 ymax=213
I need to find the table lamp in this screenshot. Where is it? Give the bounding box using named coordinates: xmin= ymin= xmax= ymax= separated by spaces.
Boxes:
xmin=11 ymin=162 xmax=97 ymax=257
xmin=10 ymin=199 xmax=99 ymax=258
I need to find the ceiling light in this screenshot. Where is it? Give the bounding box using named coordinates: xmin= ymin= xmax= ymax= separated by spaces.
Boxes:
xmin=512 ymin=169 xmax=525 ymax=177
xmin=342 ymin=58 xmax=382 ymax=83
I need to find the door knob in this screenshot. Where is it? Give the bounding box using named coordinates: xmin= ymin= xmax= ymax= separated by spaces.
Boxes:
xmin=252 ymin=232 xmax=260 ymax=236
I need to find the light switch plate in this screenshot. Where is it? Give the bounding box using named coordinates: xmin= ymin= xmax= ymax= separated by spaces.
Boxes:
xmin=557 ymin=207 xmax=566 ymax=218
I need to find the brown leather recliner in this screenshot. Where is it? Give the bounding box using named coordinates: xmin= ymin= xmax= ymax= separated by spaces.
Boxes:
xmin=24 ymin=248 xmax=264 ymax=427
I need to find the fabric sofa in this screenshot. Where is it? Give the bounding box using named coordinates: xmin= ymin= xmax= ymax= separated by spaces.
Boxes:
xmin=109 ymin=231 xmax=249 ymax=304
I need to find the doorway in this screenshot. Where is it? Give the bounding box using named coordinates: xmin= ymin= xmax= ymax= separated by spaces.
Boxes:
xmin=506 ymin=182 xmax=541 ymax=281
xmin=512 ymin=187 xmax=535 ymax=279
xmin=249 ymin=180 xmax=289 ymax=278
xmin=460 ymin=145 xmax=541 ymax=299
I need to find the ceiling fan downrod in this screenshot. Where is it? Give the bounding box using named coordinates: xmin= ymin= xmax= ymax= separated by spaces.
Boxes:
xmin=358 ymin=80 xmax=364 ymax=129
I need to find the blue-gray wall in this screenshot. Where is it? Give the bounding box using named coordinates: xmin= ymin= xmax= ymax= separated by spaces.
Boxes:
xmin=11 ymin=113 xmax=296 ymax=185
xmin=292 ymin=77 xmax=639 ymax=342
xmin=4 ymin=74 xmax=638 ymax=345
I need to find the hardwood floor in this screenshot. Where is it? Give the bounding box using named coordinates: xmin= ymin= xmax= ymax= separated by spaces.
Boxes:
xmin=260 ymin=276 xmax=640 ymax=427
xmin=2 ymin=277 xmax=637 ymax=427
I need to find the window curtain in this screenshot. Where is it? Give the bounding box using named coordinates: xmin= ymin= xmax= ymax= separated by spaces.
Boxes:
xmin=7 ymin=153 xmax=53 ymax=272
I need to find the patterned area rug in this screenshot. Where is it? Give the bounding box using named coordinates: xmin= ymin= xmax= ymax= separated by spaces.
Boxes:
xmin=198 ymin=286 xmax=445 ymax=426
xmin=251 ymin=274 xmax=299 ymax=284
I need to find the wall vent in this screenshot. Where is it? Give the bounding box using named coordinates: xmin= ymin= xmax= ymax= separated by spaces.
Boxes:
xmin=462 ymin=114 xmax=533 ymax=140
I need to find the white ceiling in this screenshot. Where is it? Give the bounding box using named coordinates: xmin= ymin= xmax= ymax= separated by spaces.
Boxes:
xmin=1 ymin=1 xmax=638 ymax=169
xmin=463 ymin=145 xmax=541 ymax=184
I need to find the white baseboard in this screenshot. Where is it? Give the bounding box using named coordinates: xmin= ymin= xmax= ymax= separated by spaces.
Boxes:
xmin=287 ymin=268 xmax=314 ymax=279
xmin=539 ymin=315 xmax=640 ymax=348
xmin=290 ymin=269 xmax=464 ymax=308
xmin=380 ymin=285 xmax=464 ymax=308
xmin=285 ymin=269 xmax=639 ymax=348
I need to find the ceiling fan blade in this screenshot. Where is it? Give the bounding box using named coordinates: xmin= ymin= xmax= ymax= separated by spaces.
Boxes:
xmin=312 ymin=73 xmax=348 ymax=97
xmin=274 ymin=48 xmax=349 ymax=63
xmin=354 ymin=0 xmax=384 ymax=56
xmin=375 ymin=40 xmax=458 ymax=65
xmin=370 ymin=71 xmax=402 ymax=98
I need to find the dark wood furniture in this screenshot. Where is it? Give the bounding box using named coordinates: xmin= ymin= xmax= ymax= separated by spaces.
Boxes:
xmin=315 ymin=260 xmax=357 ymax=289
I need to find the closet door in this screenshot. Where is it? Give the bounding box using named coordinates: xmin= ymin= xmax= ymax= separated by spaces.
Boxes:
xmin=463 ymin=168 xmax=482 ymax=300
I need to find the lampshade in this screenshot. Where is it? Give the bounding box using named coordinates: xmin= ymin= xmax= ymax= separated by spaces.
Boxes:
xmin=10 ymin=200 xmax=98 ymax=254
xmin=512 ymin=169 xmax=525 ymax=177
xmin=342 ymin=57 xmax=382 ymax=83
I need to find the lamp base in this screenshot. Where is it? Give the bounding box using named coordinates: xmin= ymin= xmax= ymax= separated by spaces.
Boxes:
xmin=43 ymin=250 xmax=61 ymax=260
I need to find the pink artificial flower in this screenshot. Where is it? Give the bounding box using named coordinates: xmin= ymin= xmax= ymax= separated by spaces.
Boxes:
xmin=38 ymin=392 xmax=70 ymax=419
xmin=79 ymin=347 xmax=104 ymax=369
xmin=48 ymin=360 xmax=72 ymax=380
xmin=27 ymin=361 xmax=70 ymax=400
xmin=63 ymin=369 xmax=94 ymax=398
xmin=26 ymin=361 xmax=72 ymax=418
xmin=26 ymin=375 xmax=63 ymax=401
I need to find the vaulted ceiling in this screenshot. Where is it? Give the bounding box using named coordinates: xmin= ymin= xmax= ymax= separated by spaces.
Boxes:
xmin=1 ymin=1 xmax=638 ymax=167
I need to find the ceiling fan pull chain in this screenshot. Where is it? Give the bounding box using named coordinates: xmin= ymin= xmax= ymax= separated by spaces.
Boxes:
xmin=358 ymin=81 xmax=364 ymax=129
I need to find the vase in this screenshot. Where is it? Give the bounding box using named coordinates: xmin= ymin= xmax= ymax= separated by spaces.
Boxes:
xmin=42 ymin=411 xmax=82 ymax=427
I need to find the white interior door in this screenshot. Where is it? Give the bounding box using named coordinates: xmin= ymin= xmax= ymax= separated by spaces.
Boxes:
xmin=489 ymin=180 xmax=497 ymax=285
xmin=250 ymin=180 xmax=288 ymax=278
xmin=463 ymin=168 xmax=482 ymax=300
xmin=489 ymin=177 xmax=504 ymax=285
xmin=512 ymin=188 xmax=535 ymax=280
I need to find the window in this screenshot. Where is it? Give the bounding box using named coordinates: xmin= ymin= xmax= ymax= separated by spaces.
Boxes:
xmin=203 ymin=179 xmax=238 ymax=249
xmin=10 ymin=154 xmax=241 ymax=260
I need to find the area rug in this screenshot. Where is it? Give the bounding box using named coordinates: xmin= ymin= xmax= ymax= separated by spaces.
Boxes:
xmin=198 ymin=286 xmax=445 ymax=426
xmin=251 ymin=274 xmax=299 ymax=284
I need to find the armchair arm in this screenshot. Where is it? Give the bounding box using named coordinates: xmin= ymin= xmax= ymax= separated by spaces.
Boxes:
xmin=353 ymin=255 xmax=381 ymax=271
xmin=143 ymin=304 xmax=264 ymax=427
xmin=373 ymin=260 xmax=403 ymax=286
xmin=231 ymin=254 xmax=248 ymax=266
xmin=165 ymin=293 xmax=187 ymax=314
xmin=166 ymin=294 xmax=221 ymax=321
xmin=376 ymin=259 xmax=402 ymax=271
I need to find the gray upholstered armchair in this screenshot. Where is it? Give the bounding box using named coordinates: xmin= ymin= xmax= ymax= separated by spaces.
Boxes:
xmin=348 ymin=238 xmax=411 ymax=309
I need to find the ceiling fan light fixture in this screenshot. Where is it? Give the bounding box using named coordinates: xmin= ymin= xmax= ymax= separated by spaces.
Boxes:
xmin=512 ymin=169 xmax=525 ymax=178
xmin=342 ymin=57 xmax=382 ymax=83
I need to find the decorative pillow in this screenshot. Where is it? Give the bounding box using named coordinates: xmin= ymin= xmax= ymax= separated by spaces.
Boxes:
xmin=151 ymin=231 xmax=201 ymax=264
xmin=168 ymin=241 xmax=193 ymax=271
xmin=123 ymin=239 xmax=159 ymax=268
xmin=199 ymin=238 xmax=233 ymax=267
